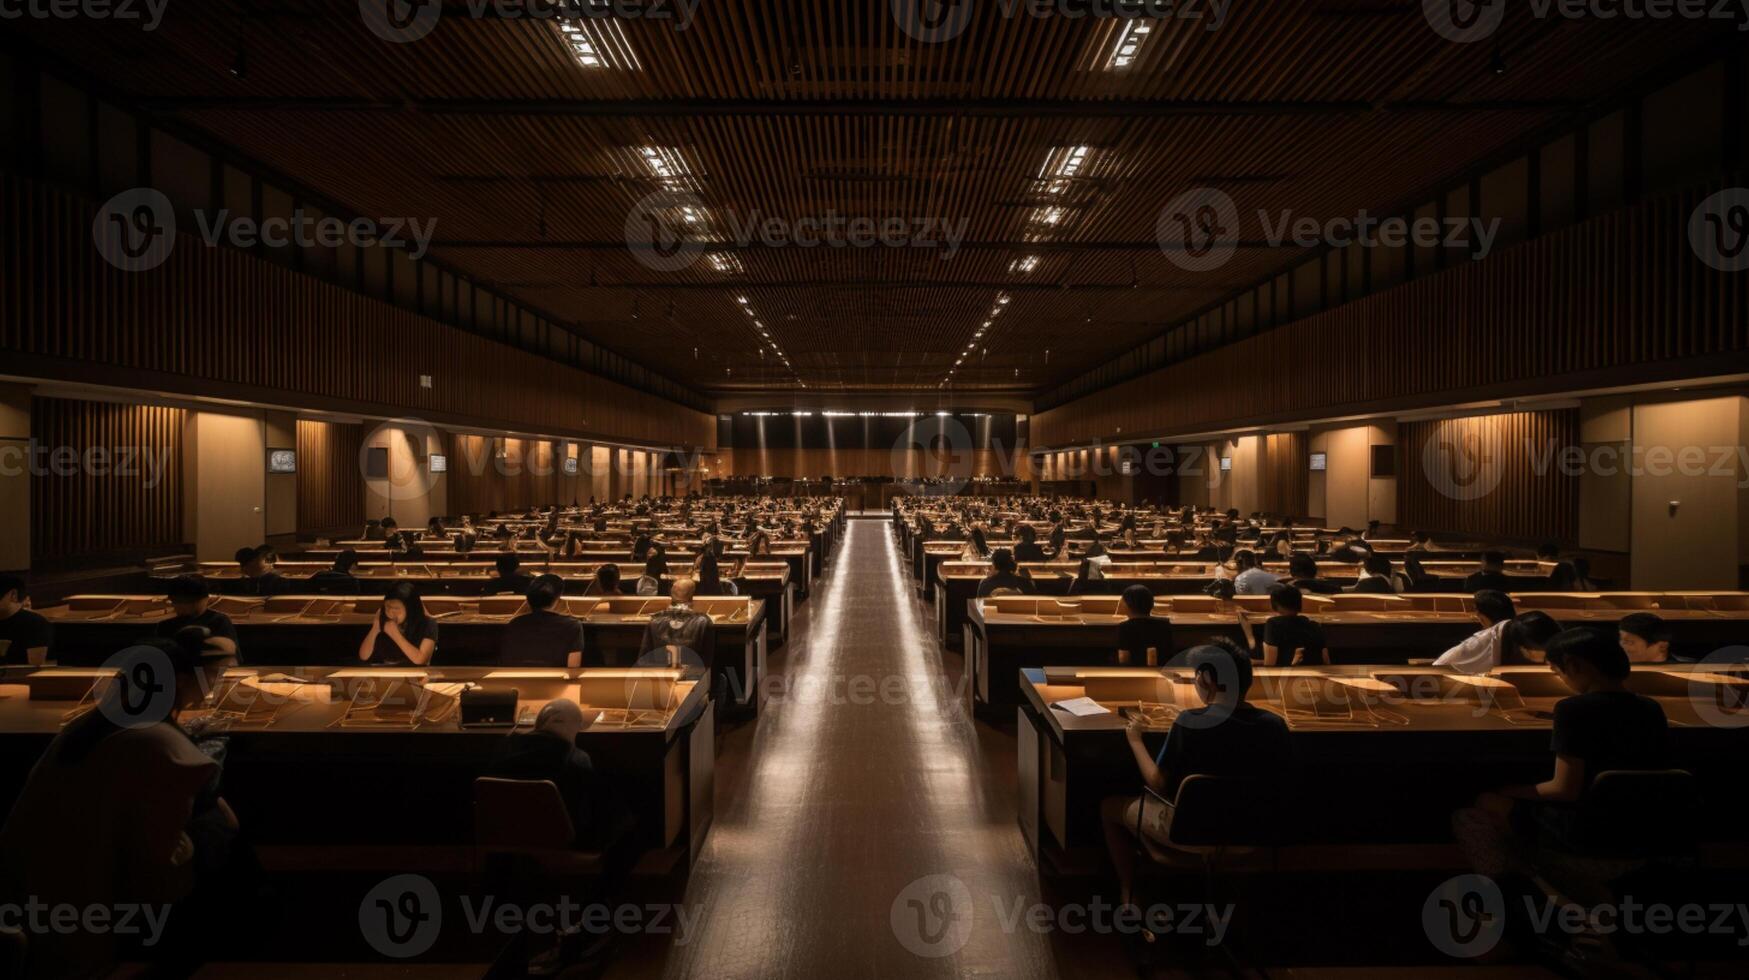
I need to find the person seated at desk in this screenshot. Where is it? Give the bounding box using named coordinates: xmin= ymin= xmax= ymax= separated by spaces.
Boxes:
xmin=1502 ymin=611 xmax=1563 ymax=665
xmin=959 ymin=526 xmax=992 ymax=562
xmin=1433 ymin=590 xmax=1518 ymax=674
xmin=157 ymin=575 xmax=240 ymax=658
xmin=1115 ymin=584 xmax=1172 ymax=667
xmin=1100 ymin=640 xmax=1293 ymax=908
xmin=0 ymin=573 xmax=53 ymax=666
xmin=1012 ymin=525 xmax=1047 ymax=563
xmin=380 ymin=517 xmax=407 ymax=550
xmin=584 ymin=563 xmax=622 ymax=598
xmin=747 ymin=530 xmax=772 ymax=557
xmin=1252 ymin=584 xmax=1328 ymax=666
xmin=426 ymin=517 xmax=446 ymax=538
xmin=1452 ymin=629 xmax=1670 ymax=920
xmin=487 ymin=698 xmax=619 ymax=849
xmin=1463 ymin=550 xmax=1512 ymax=592
xmin=358 ymin=582 xmax=438 ymax=666
xmin=694 ymin=551 xmax=738 ymax=597
xmin=636 ymin=551 xmax=669 ymax=597
xmin=976 ymin=549 xmax=1036 ymax=598
xmin=1618 ymin=612 xmax=1671 ymax=663
xmin=309 ymin=549 xmax=364 ymax=595
xmin=1286 ymin=553 xmax=1343 ymax=595
xmin=231 ymin=546 xmax=288 ymax=597
xmin=639 ymin=578 xmax=712 ymax=664
xmin=1231 ymin=549 xmax=1279 ymax=595
xmin=0 ymin=632 xmax=236 ymax=979
xmin=1348 ymin=554 xmax=1397 ymax=594
xmin=486 ymin=554 xmax=535 ymax=596
xmin=500 ymin=575 xmax=584 ymax=669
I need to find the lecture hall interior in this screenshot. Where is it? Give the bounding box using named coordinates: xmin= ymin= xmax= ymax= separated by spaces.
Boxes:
xmin=2 ymin=2 xmax=1749 ymax=978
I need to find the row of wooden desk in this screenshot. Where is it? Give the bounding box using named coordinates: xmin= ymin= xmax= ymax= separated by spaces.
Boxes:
xmin=0 ymin=665 xmax=716 ymax=869
xmin=963 ymin=591 xmax=1749 ymax=709
xmin=37 ymin=594 xmax=770 ymax=712
xmin=1017 ymin=662 xmax=1749 ymax=870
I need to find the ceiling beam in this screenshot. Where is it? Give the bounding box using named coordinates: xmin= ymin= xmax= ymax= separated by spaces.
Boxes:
xmin=137 ymin=96 xmax=1583 ymax=118
xmin=435 ymin=239 xmax=1298 ymax=251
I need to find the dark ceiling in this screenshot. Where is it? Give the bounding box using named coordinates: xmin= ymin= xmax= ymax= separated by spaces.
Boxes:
xmin=12 ymin=0 xmax=1737 ymax=395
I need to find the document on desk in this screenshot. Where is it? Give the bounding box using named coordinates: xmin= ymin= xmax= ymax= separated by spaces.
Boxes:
xmin=1050 ymin=696 xmax=1111 ymax=718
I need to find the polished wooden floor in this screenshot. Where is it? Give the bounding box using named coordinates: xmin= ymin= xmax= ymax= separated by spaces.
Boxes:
xmin=605 ymin=517 xmax=1108 ymax=978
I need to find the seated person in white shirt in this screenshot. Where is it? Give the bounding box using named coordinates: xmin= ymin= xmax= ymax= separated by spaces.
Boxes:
xmin=1433 ymin=591 xmax=1518 ymax=674
xmin=1230 ymin=550 xmax=1279 ymax=595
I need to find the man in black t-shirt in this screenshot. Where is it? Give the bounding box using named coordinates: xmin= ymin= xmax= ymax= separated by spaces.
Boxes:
xmin=231 ymin=546 xmax=289 ymax=597
xmin=499 ymin=575 xmax=585 ymax=668
xmin=1114 ymin=584 xmax=1172 ymax=666
xmin=975 ymin=549 xmax=1036 ymax=598
xmin=1247 ymin=584 xmax=1326 ymax=666
xmin=0 ymin=574 xmax=53 ymax=666
xmin=156 ymin=575 xmax=240 ymax=657
xmin=309 ymin=549 xmax=364 ymax=596
xmin=1102 ymin=641 xmax=1293 ymax=904
xmin=1287 ymin=553 xmax=1343 ymax=595
xmin=1454 ymin=628 xmax=1669 ymax=885
xmin=1463 ymin=550 xmax=1512 ymax=593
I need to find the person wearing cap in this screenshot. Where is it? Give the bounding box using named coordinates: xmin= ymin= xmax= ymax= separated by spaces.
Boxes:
xmin=1115 ymin=585 xmax=1173 ymax=667
xmin=487 ymin=698 xmax=602 ymax=845
xmin=1100 ymin=639 xmax=1293 ymax=906
xmin=500 ymin=575 xmax=585 ymax=669
xmin=0 ymin=632 xmax=236 ymax=977
xmin=975 ymin=548 xmax=1036 ymax=598
xmin=157 ymin=575 xmax=239 ymax=658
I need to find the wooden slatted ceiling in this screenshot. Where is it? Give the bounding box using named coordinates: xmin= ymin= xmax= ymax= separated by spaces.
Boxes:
xmin=9 ymin=2 xmax=1733 ymax=392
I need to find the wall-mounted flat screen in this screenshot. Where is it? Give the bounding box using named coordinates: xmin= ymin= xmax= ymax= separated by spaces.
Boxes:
xmin=267 ymin=449 xmax=296 ymax=474
xmin=1309 ymin=453 xmax=1328 ymax=472
xmin=1220 ymin=456 xmax=1232 ymax=472
xmin=562 ymin=457 xmax=579 ymax=475
xmin=428 ymin=454 xmax=448 ymax=474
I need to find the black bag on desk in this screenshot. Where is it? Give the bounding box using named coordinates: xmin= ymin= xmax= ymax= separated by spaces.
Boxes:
xmin=460 ymin=688 xmax=520 ymax=728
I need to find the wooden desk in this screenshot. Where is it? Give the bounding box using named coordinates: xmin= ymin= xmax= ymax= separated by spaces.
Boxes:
xmin=37 ymin=594 xmax=770 ymax=712
xmin=0 ymin=665 xmax=715 ymax=867
xmin=965 ymin=591 xmax=1749 ymax=709
xmin=1016 ymin=662 xmax=1749 ymax=867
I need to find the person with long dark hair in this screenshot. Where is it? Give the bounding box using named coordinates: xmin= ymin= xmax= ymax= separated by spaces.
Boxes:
xmin=358 ymin=582 xmax=438 ymax=665
xmin=637 ymin=550 xmax=669 ymax=597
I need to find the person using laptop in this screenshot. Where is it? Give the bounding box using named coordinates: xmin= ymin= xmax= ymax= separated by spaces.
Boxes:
xmin=500 ymin=575 xmax=585 ymax=669
xmin=0 ymin=573 xmax=53 ymax=666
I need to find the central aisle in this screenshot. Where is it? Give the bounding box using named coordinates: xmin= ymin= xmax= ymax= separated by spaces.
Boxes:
xmin=606 ymin=518 xmax=1123 ymax=979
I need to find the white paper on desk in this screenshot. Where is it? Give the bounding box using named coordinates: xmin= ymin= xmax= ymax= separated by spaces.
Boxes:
xmin=1050 ymin=696 xmax=1110 ymax=718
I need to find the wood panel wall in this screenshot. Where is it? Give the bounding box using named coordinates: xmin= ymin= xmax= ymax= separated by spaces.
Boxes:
xmin=445 ymin=435 xmax=594 ymax=516
xmin=0 ymin=174 xmax=714 ymax=450
xmin=1033 ymin=182 xmax=1749 ymax=447
xmin=717 ymin=448 xmax=1025 ymax=481
xmin=30 ymin=397 xmax=184 ymax=563
xmin=1259 ymin=432 xmax=1309 ymax=518
xmin=1398 ymin=410 xmax=1581 ymax=544
xmin=295 ymin=419 xmax=365 ymax=535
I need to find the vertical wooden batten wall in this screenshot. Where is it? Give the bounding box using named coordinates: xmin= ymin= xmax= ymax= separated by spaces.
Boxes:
xmin=1398 ymin=410 xmax=1582 ymax=544
xmin=295 ymin=419 xmax=365 ymax=535
xmin=29 ymin=397 xmax=184 ymax=563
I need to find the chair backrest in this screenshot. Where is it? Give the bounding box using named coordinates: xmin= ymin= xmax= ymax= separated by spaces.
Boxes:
xmin=473 ymin=777 xmax=574 ymax=849
xmin=1167 ymin=775 xmax=1282 ymax=848
xmin=1574 ymin=769 xmax=1699 ymax=858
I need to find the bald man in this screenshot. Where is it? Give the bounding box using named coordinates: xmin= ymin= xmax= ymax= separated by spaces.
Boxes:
xmin=487 ymin=698 xmax=598 ymax=844
xmin=639 ymin=577 xmax=713 ymax=665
